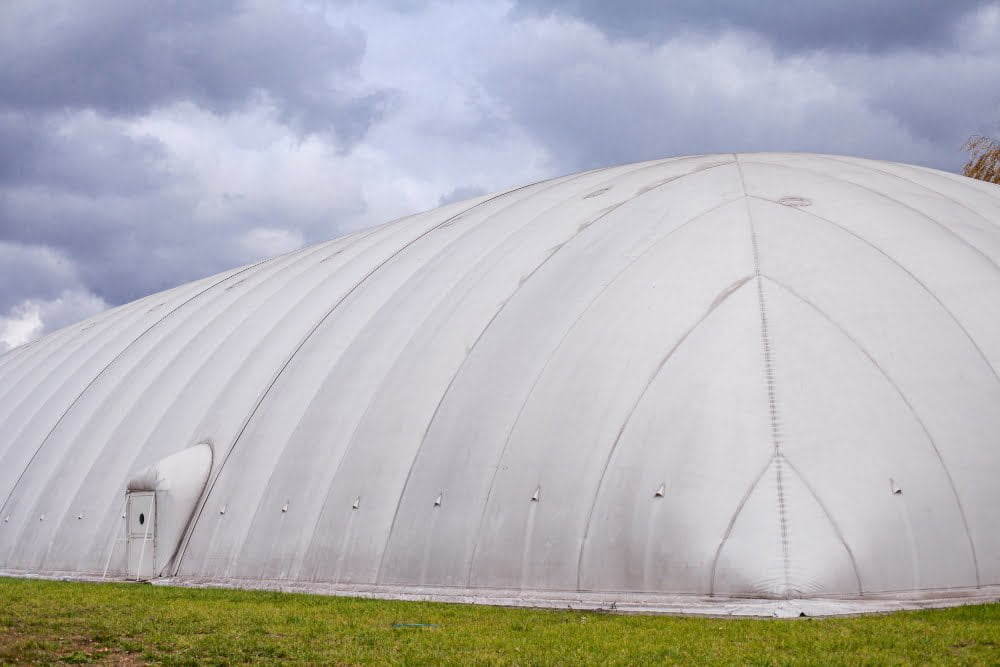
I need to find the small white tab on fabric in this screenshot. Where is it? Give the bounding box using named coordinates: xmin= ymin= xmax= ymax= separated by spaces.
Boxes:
xmin=352 ymin=497 xmax=360 ymax=510
xmin=654 ymin=483 xmax=665 ymax=498
xmin=890 ymin=478 xmax=902 ymax=495
xmin=433 ymin=493 xmax=442 ymax=507
xmin=531 ymin=487 xmax=540 ymax=502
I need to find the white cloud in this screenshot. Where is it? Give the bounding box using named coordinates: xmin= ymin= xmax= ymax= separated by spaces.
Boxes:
xmin=0 ymin=288 xmax=107 ymax=353
xmin=480 ymin=15 xmax=954 ymax=171
xmin=239 ymin=227 xmax=306 ymax=259
xmin=0 ymin=302 xmax=42 ymax=353
xmin=1 ymin=0 xmax=998 ymax=350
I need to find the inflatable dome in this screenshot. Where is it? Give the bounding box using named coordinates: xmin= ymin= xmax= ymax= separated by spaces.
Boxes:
xmin=1 ymin=153 xmax=999 ymax=610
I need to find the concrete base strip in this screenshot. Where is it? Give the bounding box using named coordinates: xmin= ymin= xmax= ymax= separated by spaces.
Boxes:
xmin=4 ymin=569 xmax=1000 ymax=618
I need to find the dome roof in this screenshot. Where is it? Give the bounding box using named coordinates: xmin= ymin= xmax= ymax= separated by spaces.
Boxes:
xmin=1 ymin=153 xmax=999 ymax=606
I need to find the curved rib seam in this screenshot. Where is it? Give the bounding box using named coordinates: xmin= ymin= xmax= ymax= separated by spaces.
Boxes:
xmin=763 ymin=275 xmax=981 ymax=587
xmin=708 ymin=457 xmax=774 ymax=596
xmin=0 ymin=257 xmax=277 ymax=520
xmin=816 ymin=155 xmax=1000 ymax=232
xmin=171 ymin=174 xmax=570 ymax=576
xmin=368 ymin=160 xmax=723 ymax=583
xmin=239 ymin=160 xmax=673 ymax=580
xmin=574 ymin=275 xmax=754 ymax=590
xmin=740 ymin=159 xmax=1000 ymax=280
xmin=283 ymin=160 xmax=679 ymax=580
xmin=48 ymin=238 xmax=347 ymax=570
xmin=458 ymin=162 xmax=741 ymax=587
xmin=747 ymin=195 xmax=1000 ymax=389
xmin=780 ymin=457 xmax=864 ymax=594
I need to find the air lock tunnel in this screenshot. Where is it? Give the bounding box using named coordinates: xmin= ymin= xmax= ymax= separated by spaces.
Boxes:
xmin=124 ymin=444 xmax=212 ymax=580
xmin=1 ymin=153 xmax=1000 ymax=615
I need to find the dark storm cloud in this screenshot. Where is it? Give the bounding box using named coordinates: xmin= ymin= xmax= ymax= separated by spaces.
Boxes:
xmin=513 ymin=0 xmax=990 ymax=52
xmin=0 ymin=109 xmax=168 ymax=195
xmin=0 ymin=0 xmax=390 ymax=141
xmin=0 ymin=148 xmax=361 ymax=309
xmin=0 ymin=107 xmax=188 ymax=307
xmin=482 ymin=17 xmax=998 ymax=175
xmin=0 ymin=0 xmax=392 ymax=341
xmin=828 ymin=50 xmax=1000 ymax=149
xmin=2 ymin=0 xmax=999 ymax=348
xmin=0 ymin=181 xmax=181 ymax=306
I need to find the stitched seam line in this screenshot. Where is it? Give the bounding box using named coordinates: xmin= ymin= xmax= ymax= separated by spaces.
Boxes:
xmin=739 ymin=154 xmax=791 ymax=595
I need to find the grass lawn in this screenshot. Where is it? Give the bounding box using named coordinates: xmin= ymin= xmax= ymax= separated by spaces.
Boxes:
xmin=1 ymin=577 xmax=999 ymax=665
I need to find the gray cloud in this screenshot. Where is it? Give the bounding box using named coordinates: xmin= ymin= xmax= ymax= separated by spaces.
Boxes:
xmin=0 ymin=242 xmax=80 ymax=313
xmin=0 ymin=0 xmax=399 ymax=345
xmin=1 ymin=0 xmax=998 ymax=350
xmin=0 ymin=0 xmax=390 ymax=142
xmin=0 ymin=123 xmax=365 ymax=309
xmin=0 ymin=109 xmax=168 ymax=195
xmin=0 ymin=109 xmax=183 ymax=307
xmin=825 ymin=50 xmax=1000 ymax=148
xmin=513 ymin=0 xmax=990 ymax=53
xmin=438 ymin=185 xmax=488 ymax=206
xmin=484 ymin=10 xmax=1000 ymax=175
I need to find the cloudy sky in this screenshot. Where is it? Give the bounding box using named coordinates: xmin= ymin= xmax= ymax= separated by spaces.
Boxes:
xmin=1 ymin=0 xmax=998 ymax=351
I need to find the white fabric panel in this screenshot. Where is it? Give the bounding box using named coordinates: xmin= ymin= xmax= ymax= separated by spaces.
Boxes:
xmin=216 ymin=160 xmax=684 ymax=582
xmin=175 ymin=182 xmax=560 ymax=578
xmin=38 ymin=239 xmax=349 ymax=572
xmin=466 ymin=194 xmax=750 ymax=591
xmin=580 ymin=277 xmax=771 ymax=594
xmin=0 ymin=253 xmax=300 ymax=568
xmin=1 ymin=153 xmax=998 ymax=603
xmin=376 ymin=160 xmax=742 ymax=588
xmin=0 ymin=272 xmax=236 ymax=514
xmin=761 ymin=275 xmax=975 ymax=592
xmin=247 ymin=162 xmax=658 ymax=583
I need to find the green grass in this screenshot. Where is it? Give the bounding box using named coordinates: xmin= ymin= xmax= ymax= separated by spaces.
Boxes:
xmin=1 ymin=577 xmax=999 ymax=665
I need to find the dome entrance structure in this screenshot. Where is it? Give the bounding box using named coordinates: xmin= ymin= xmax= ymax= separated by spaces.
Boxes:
xmin=1 ymin=153 xmax=999 ymax=615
